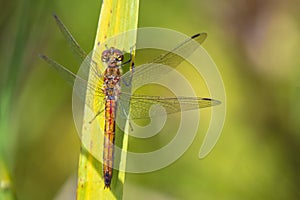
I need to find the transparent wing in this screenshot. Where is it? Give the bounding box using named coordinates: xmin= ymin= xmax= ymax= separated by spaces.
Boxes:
xmin=41 ymin=14 xmax=106 ymax=105
xmin=120 ymin=33 xmax=207 ymax=89
xmin=117 ymin=33 xmax=218 ymax=120
xmin=40 ymin=53 xmax=106 ymax=110
xmin=39 ymin=54 xmax=77 ymax=86
xmin=151 ymin=33 xmax=207 ymax=67
xmin=53 ymin=14 xmax=88 ymax=61
xmin=119 ymin=92 xmax=221 ymax=119
xmin=41 ymin=30 xmax=217 ymax=122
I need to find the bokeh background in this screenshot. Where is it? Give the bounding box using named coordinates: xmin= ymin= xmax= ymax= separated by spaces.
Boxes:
xmin=1 ymin=0 xmax=300 ymax=199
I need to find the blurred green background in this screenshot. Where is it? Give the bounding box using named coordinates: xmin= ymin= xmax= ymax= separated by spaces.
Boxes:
xmin=1 ymin=0 xmax=300 ymax=199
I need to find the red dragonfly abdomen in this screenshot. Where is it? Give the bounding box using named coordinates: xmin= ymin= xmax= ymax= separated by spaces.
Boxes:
xmin=103 ymin=99 xmax=116 ymax=189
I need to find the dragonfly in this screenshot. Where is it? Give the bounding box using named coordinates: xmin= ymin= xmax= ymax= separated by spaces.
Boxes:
xmin=40 ymin=14 xmax=221 ymax=189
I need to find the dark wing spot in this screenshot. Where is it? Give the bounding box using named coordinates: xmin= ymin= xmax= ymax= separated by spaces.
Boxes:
xmin=191 ymin=33 xmax=201 ymax=39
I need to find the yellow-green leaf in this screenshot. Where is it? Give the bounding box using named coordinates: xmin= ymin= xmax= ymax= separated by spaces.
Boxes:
xmin=76 ymin=0 xmax=139 ymax=199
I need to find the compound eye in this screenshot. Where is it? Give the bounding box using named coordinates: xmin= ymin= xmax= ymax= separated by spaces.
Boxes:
xmin=102 ymin=57 xmax=109 ymax=62
xmin=101 ymin=56 xmax=107 ymax=62
xmin=117 ymin=55 xmax=124 ymax=61
xmin=101 ymin=50 xmax=110 ymax=62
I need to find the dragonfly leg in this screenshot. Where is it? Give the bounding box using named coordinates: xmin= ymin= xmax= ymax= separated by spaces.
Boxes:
xmin=128 ymin=120 xmax=134 ymax=132
xmin=122 ymin=108 xmax=134 ymax=131
xmin=121 ymin=45 xmax=135 ymax=87
xmin=119 ymin=103 xmax=134 ymax=131
xmin=89 ymin=109 xmax=105 ymax=124
xmin=121 ymin=63 xmax=134 ymax=87
xmin=121 ymin=44 xmax=135 ymax=66
xmin=89 ymin=97 xmax=106 ymax=124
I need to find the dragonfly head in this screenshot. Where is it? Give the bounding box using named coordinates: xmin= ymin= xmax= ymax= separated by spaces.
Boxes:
xmin=102 ymin=47 xmax=124 ymax=67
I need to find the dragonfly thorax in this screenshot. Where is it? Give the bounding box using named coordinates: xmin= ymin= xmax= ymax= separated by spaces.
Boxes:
xmin=103 ymin=68 xmax=121 ymax=100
